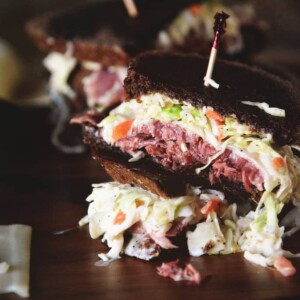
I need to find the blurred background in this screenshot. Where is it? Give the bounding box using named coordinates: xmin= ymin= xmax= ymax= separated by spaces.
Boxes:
xmin=0 ymin=0 xmax=299 ymax=105
xmin=0 ymin=0 xmax=299 ymax=165
xmin=0 ymin=0 xmax=82 ymax=105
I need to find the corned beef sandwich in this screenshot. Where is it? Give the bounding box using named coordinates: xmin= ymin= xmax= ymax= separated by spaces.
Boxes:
xmin=82 ymin=51 xmax=300 ymax=201
xmin=26 ymin=0 xmax=199 ymax=152
xmin=25 ymin=0 xmax=197 ymax=113
xmin=26 ymin=0 xmax=265 ymax=114
xmin=77 ymin=52 xmax=300 ymax=275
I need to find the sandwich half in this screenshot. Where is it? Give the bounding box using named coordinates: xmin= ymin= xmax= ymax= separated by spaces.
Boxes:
xmin=25 ymin=0 xmax=197 ymax=113
xmin=79 ymin=52 xmax=300 ymax=274
xmin=82 ymin=51 xmax=300 ymax=201
xmin=26 ymin=0 xmax=265 ymax=113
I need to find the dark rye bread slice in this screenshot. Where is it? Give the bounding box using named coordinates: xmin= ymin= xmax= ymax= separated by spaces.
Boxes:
xmin=84 ymin=125 xmax=187 ymax=198
xmin=25 ymin=0 xmax=197 ymax=67
xmin=83 ymin=124 xmax=259 ymax=204
xmin=125 ymin=52 xmax=300 ymax=146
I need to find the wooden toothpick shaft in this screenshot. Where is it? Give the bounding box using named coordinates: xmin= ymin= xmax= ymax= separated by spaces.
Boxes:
xmin=123 ymin=0 xmax=138 ymax=17
xmin=204 ymin=47 xmax=217 ymax=87
xmin=203 ymin=11 xmax=229 ymax=88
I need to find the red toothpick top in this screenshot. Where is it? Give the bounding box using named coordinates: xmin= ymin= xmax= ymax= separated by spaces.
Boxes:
xmin=204 ymin=11 xmax=230 ymax=88
xmin=213 ymin=11 xmax=230 ymax=49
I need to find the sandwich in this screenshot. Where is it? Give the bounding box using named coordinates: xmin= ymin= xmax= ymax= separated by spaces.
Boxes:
xmin=26 ymin=0 xmax=265 ymax=114
xmin=156 ymin=1 xmax=266 ymax=59
xmin=26 ymin=0 xmax=199 ymax=152
xmin=78 ymin=52 xmax=300 ymax=276
xmin=26 ymin=0 xmax=265 ymax=153
xmin=25 ymin=0 xmax=197 ymax=114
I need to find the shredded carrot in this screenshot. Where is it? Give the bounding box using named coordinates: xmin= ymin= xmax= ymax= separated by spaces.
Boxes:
xmin=274 ymin=257 xmax=296 ymax=277
xmin=272 ymin=157 xmax=285 ymax=170
xmin=112 ymin=119 xmax=134 ymax=141
xmin=201 ymin=199 xmax=221 ymax=215
xmin=135 ymin=200 xmax=144 ymax=208
xmin=205 ymin=110 xmax=224 ymax=125
xmin=113 ymin=210 xmax=126 ymax=225
xmin=188 ymin=4 xmax=202 ymax=15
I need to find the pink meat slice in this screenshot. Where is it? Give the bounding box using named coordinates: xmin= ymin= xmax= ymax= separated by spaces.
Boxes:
xmin=129 ymin=220 xmax=185 ymax=249
xmin=83 ymin=69 xmax=125 ymax=107
xmin=157 ymin=259 xmax=204 ymax=284
xmin=116 ymin=120 xmax=264 ymax=191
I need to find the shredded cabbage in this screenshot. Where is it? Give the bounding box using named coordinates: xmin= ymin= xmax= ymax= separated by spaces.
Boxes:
xmin=237 ymin=192 xmax=286 ymax=266
xmin=241 ymin=101 xmax=285 ymax=117
xmin=96 ymin=93 xmax=300 ymax=272
xmin=86 ymin=182 xmax=213 ymax=260
xmin=99 ymin=93 xmax=297 ymax=206
xmin=155 ymin=2 xmax=243 ymax=55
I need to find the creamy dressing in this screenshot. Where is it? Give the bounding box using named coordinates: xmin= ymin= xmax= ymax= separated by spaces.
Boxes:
xmin=84 ymin=180 xmax=300 ymax=274
xmin=85 ymin=182 xmax=222 ymax=261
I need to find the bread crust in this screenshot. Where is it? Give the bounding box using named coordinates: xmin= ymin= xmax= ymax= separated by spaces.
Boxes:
xmin=25 ymin=17 xmax=129 ymax=67
xmin=125 ymin=52 xmax=300 ymax=146
xmin=25 ymin=0 xmax=197 ymax=67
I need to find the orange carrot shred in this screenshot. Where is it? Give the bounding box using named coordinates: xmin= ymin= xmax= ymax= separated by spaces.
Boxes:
xmin=201 ymin=200 xmax=221 ymax=215
xmin=113 ymin=210 xmax=126 ymax=225
xmin=272 ymin=157 xmax=285 ymax=170
xmin=205 ymin=110 xmax=224 ymax=125
xmin=135 ymin=200 xmax=144 ymax=208
xmin=189 ymin=4 xmax=202 ymax=15
xmin=217 ymin=129 xmax=224 ymax=142
xmin=112 ymin=119 xmax=134 ymax=141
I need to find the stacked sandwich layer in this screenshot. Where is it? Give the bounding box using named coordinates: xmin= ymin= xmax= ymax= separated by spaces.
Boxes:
xmin=79 ymin=52 xmax=300 ymax=277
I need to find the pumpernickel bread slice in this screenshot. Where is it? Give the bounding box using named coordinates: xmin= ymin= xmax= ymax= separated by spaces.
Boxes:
xmin=125 ymin=52 xmax=300 ymax=146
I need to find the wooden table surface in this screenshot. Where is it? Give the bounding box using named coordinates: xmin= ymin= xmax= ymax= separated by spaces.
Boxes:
xmin=0 ymin=106 xmax=300 ymax=300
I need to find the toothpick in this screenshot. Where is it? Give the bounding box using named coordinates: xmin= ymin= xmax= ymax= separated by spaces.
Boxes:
xmin=204 ymin=47 xmax=219 ymax=88
xmin=204 ymin=11 xmax=229 ymax=88
xmin=123 ymin=0 xmax=138 ymax=18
